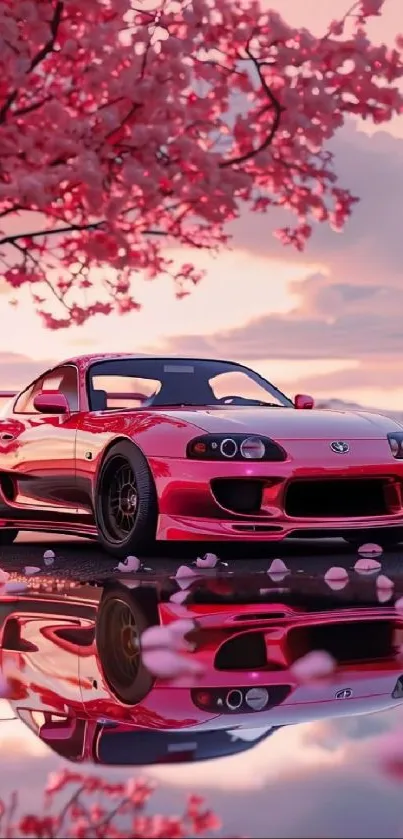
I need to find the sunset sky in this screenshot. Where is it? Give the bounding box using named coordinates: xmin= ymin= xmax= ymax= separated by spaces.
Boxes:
xmin=0 ymin=0 xmax=402 ymax=411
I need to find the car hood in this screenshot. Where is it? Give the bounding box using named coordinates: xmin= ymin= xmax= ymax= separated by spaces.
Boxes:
xmin=160 ymin=407 xmax=403 ymax=440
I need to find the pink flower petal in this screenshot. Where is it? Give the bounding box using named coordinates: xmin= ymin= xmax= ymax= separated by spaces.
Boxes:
xmin=174 ymin=566 xmax=198 ymax=590
xmin=324 ymin=566 xmax=349 ymax=583
xmin=376 ymin=574 xmax=394 ymax=590
xmin=354 ymin=557 xmax=382 ymax=575
xmin=325 ymin=577 xmax=349 ymax=591
xmin=267 ymin=559 xmax=289 ymax=575
xmin=175 ymin=565 xmax=197 ymax=579
xmin=116 ymin=555 xmax=140 ymax=572
xmin=24 ymin=566 xmax=40 ymax=576
xmin=169 ymin=590 xmax=189 ymax=605
xmin=378 ymin=587 xmax=393 ymax=603
xmin=4 ymin=580 xmax=28 ymax=593
xmin=0 ymin=568 xmax=10 ymax=584
xmin=168 ymin=619 xmax=196 ymax=649
xmin=395 ymin=596 xmax=403 ymax=614
xmin=358 ymin=542 xmax=383 ymax=557
xmin=196 ymin=553 xmax=218 ymax=568
xmin=141 ymin=626 xmax=174 ymax=651
xmin=291 ymin=650 xmax=336 ymax=683
xmin=43 ymin=550 xmax=55 ymax=566
xmin=141 ymin=620 xmax=195 ymax=653
xmin=143 ymin=648 xmax=204 ymax=679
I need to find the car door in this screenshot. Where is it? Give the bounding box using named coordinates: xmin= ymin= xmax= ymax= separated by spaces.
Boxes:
xmin=0 ymin=365 xmax=80 ymax=511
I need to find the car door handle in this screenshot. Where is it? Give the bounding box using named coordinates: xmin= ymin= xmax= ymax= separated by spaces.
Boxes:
xmin=0 ymin=433 xmax=15 ymax=441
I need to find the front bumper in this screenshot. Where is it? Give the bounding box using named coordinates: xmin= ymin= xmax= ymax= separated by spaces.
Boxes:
xmin=150 ymin=451 xmax=403 ymax=541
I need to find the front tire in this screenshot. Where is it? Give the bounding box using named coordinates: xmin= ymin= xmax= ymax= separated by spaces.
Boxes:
xmin=343 ymin=528 xmax=403 ymax=550
xmin=0 ymin=529 xmax=19 ymax=546
xmin=95 ymin=441 xmax=158 ymax=558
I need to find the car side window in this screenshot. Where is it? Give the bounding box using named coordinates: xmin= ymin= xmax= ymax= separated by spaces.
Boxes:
xmin=13 ymin=377 xmax=45 ymax=414
xmin=42 ymin=366 xmax=79 ymax=412
xmin=13 ymin=366 xmax=79 ymax=414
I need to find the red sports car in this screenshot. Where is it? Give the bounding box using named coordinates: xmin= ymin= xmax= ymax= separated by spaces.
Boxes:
xmin=0 ymin=353 xmax=403 ymax=556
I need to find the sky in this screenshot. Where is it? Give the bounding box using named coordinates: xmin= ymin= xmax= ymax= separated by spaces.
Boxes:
xmin=0 ymin=0 xmax=402 ymax=411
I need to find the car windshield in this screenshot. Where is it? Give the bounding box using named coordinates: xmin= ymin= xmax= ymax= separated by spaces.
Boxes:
xmin=87 ymin=357 xmax=294 ymax=411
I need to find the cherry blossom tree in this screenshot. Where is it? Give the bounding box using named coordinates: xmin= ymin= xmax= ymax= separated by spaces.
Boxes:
xmin=0 ymin=0 xmax=401 ymax=329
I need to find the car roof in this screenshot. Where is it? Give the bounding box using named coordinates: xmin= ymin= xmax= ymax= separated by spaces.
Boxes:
xmin=61 ymin=353 xmax=237 ymax=367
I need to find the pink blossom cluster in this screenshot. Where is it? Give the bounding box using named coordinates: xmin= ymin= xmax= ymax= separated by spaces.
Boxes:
xmin=0 ymin=770 xmax=225 ymax=838
xmin=0 ymin=0 xmax=401 ymax=328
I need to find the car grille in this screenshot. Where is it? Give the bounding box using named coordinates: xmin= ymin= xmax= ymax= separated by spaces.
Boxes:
xmin=284 ymin=478 xmax=389 ymax=518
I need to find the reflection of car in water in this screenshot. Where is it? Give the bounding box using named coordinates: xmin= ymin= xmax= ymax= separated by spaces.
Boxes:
xmin=17 ymin=711 xmax=280 ymax=765
xmin=1 ymin=576 xmax=403 ymax=765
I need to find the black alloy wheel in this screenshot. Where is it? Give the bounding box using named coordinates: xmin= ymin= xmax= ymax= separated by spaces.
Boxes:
xmin=95 ymin=441 xmax=158 ymax=557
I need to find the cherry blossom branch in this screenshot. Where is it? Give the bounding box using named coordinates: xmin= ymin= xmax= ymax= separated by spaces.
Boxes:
xmin=0 ymin=2 xmax=64 ymax=123
xmin=220 ymin=45 xmax=285 ymax=168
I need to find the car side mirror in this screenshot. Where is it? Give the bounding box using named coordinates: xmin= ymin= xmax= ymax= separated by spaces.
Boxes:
xmin=294 ymin=393 xmax=314 ymax=410
xmin=33 ymin=391 xmax=70 ymax=415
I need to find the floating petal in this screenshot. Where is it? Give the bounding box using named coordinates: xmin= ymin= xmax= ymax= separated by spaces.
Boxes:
xmin=291 ymin=650 xmax=336 ymax=683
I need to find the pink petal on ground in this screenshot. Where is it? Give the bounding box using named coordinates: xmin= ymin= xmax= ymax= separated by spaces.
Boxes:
xmin=358 ymin=542 xmax=383 ymax=557
xmin=291 ymin=650 xmax=336 ymax=683
xmin=0 ymin=568 xmax=10 ymax=584
xmin=267 ymin=559 xmax=289 ymax=575
xmin=169 ymin=590 xmax=189 ymax=605
xmin=5 ymin=580 xmax=28 ymax=593
xmin=354 ymin=557 xmax=382 ymax=575
xmin=378 ymin=587 xmax=393 ymax=603
xmin=175 ymin=565 xmax=197 ymax=579
xmin=143 ymin=648 xmax=205 ymax=679
xmin=326 ymin=577 xmax=349 ymax=591
xmin=376 ymin=574 xmax=394 ymax=590
xmin=116 ymin=555 xmax=141 ymax=573
xmin=43 ymin=550 xmax=55 ymax=566
xmin=376 ymin=575 xmax=394 ymax=603
xmin=324 ymin=566 xmax=349 ymax=583
xmin=395 ymin=596 xmax=403 ymax=614
xmin=174 ymin=566 xmax=199 ymax=590
xmin=24 ymin=566 xmax=40 ymax=576
xmin=196 ymin=553 xmax=218 ymax=568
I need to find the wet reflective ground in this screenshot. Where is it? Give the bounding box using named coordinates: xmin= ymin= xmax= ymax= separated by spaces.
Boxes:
xmin=1 ymin=535 xmax=403 ymax=837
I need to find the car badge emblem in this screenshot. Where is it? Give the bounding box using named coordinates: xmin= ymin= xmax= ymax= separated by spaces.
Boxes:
xmin=330 ymin=441 xmax=350 ymax=454
xmin=335 ymin=688 xmax=353 ymax=700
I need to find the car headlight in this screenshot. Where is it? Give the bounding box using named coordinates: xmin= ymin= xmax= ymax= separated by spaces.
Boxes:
xmin=186 ymin=434 xmax=286 ymax=462
xmin=387 ymin=432 xmax=403 ymax=459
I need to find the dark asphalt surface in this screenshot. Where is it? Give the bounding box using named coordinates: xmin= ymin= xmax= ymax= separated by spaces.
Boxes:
xmin=1 ymin=532 xmax=403 ymax=582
